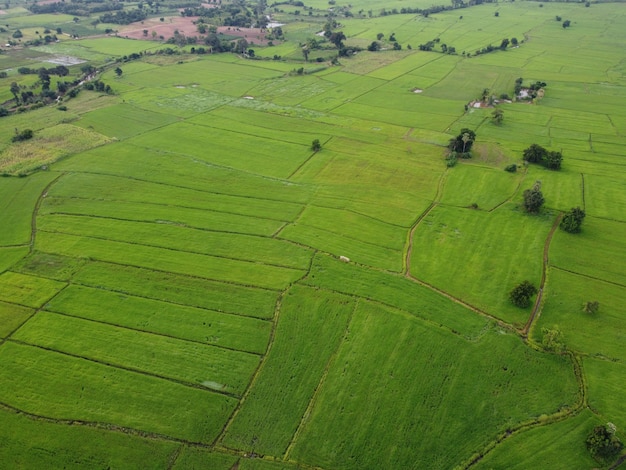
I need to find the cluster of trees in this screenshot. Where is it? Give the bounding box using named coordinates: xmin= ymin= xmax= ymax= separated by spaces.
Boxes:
xmin=523 ymin=144 xmax=562 ymax=170
xmin=515 ymin=78 xmax=547 ymax=100
xmin=17 ymin=65 xmax=69 ymax=77
xmin=99 ymin=9 xmax=147 ymax=25
xmin=11 ymin=129 xmax=34 ymax=143
xmin=28 ymin=0 xmax=123 ymax=16
xmin=448 ymin=128 xmax=476 ymax=157
xmin=586 ymin=424 xmax=623 ymax=462
xmin=473 ymin=37 xmax=518 ymax=56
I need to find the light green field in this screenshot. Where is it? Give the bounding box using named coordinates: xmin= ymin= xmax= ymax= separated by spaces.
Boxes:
xmin=44 ymin=284 xmax=271 ymax=354
xmin=0 ymin=1 xmax=625 ymax=468
xmin=222 ymin=285 xmax=354 ymax=455
xmin=290 ymin=301 xmax=578 ymax=469
xmin=409 ymin=204 xmax=554 ymax=325
xmin=0 ymin=409 xmax=177 ymax=469
xmin=533 ymin=268 xmax=626 ymax=362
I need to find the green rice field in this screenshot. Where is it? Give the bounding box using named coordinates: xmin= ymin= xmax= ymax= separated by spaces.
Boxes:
xmin=0 ymin=0 xmax=625 ymax=468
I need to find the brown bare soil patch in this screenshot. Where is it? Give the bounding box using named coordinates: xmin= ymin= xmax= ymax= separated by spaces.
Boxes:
xmin=118 ymin=16 xmax=200 ymax=40
xmin=118 ymin=16 xmax=271 ymax=45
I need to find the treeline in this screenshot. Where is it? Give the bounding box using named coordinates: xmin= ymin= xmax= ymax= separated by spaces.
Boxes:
xmin=99 ymin=9 xmax=147 ymax=24
xmin=28 ymin=0 xmax=123 ymax=16
xmin=17 ymin=65 xmax=69 ymax=77
xmin=181 ymin=4 xmax=256 ymax=28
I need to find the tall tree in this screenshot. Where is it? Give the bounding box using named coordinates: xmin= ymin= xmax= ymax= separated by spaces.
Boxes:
xmin=10 ymin=82 xmax=20 ymax=104
xmin=523 ymin=144 xmax=547 ymax=164
xmin=560 ymin=207 xmax=585 ymax=233
xmin=523 ymin=181 xmax=544 ymax=213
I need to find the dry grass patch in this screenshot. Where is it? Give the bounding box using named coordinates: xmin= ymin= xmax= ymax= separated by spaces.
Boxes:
xmin=0 ymin=124 xmax=112 ymax=175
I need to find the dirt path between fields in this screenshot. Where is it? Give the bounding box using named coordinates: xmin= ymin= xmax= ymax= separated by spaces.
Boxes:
xmin=521 ymin=212 xmax=563 ymax=337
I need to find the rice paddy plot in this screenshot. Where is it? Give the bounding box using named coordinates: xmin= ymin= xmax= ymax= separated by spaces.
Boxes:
xmin=38 ymin=214 xmax=313 ymax=270
xmin=584 ymin=174 xmax=626 ymax=222
xmin=533 ymin=268 xmax=626 ymax=362
xmin=440 ymin=164 xmax=522 ymax=210
xmin=310 ymin=183 xmax=433 ymax=228
xmin=0 ymin=271 xmax=65 ymax=308
xmin=0 ymin=341 xmax=236 ymax=443
xmin=0 ymin=172 xmax=56 ymax=246
xmin=45 ymin=172 xmax=307 ymax=221
xmin=221 ymin=285 xmax=354 ymax=456
xmin=0 ymin=301 xmax=33 ymax=338
xmin=12 ymin=252 xmax=86 ymax=281
xmin=41 ymin=197 xmax=283 ymax=237
xmin=123 ymin=87 xmax=236 ymax=117
xmin=334 ymin=101 xmax=455 ymax=131
xmin=197 ymin=105 xmax=388 ymax=146
xmin=303 ymin=253 xmax=488 ymax=337
xmin=0 ymin=247 xmax=29 ymax=273
xmin=244 ymin=75 xmax=338 ymax=107
xmin=73 ymin=261 xmax=278 ymax=319
xmin=473 ymin=410 xmax=599 ymax=470
xmin=289 ymin=301 xmax=578 ymax=469
xmin=45 ymin=284 xmax=271 ymax=354
xmin=126 ymin=122 xmax=312 ymax=179
xmin=550 ymin=217 xmax=626 ymax=286
xmin=524 ymin=165 xmax=583 ymax=212
xmin=0 ymin=409 xmax=178 ymax=470
xmin=35 ymin=231 xmax=305 ymax=290
xmin=585 ymin=358 xmax=626 ymax=432
xmin=13 ymin=311 xmax=260 ymax=395
xmin=295 ymin=75 xmax=388 ymax=113
xmin=74 ymin=103 xmax=179 ymax=140
xmin=409 ymin=204 xmax=553 ymax=325
xmin=172 ymin=447 xmax=237 ymax=470
xmin=52 ymin=146 xmax=314 ymax=205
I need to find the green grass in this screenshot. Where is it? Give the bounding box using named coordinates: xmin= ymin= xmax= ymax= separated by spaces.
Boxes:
xmin=440 ymin=164 xmax=522 ymax=210
xmin=44 ymin=172 xmax=307 ymax=221
xmin=0 ymin=301 xmax=34 ymax=338
xmin=73 ymin=261 xmax=278 ymax=319
xmin=38 ymin=214 xmax=313 ymax=270
xmin=13 ymin=311 xmax=260 ymax=395
xmin=0 ymin=341 xmax=237 ymax=442
xmin=0 ymin=271 xmax=65 ymax=308
xmin=39 ymin=197 xmax=284 ymax=236
xmin=221 ymin=285 xmax=354 ymax=456
xmin=409 ymin=204 xmax=554 ymax=325
xmin=473 ymin=410 xmax=600 ymax=470
xmin=0 ymin=246 xmax=30 ymax=273
xmin=533 ymin=268 xmax=626 ymax=362
xmin=0 ymin=408 xmax=178 ymax=469
xmin=172 ymin=447 xmax=237 ymax=470
xmin=290 ymin=301 xmax=578 ymax=469
xmin=0 ymin=172 xmax=57 ymax=246
xmin=550 ymin=217 xmax=626 ymax=286
xmin=303 ymin=253 xmax=489 ymax=337
xmin=45 ymin=284 xmax=271 ymax=354
xmin=278 ymin=204 xmax=406 ymax=271
xmin=35 ymin=231 xmax=305 ymax=290
xmin=73 ymin=103 xmax=179 ymax=140
xmin=585 ymin=358 xmax=626 ymax=433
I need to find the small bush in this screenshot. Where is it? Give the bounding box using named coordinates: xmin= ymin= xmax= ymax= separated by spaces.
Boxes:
xmin=504 ymin=164 xmax=517 ymax=173
xmin=12 ymin=129 xmax=34 ymax=142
